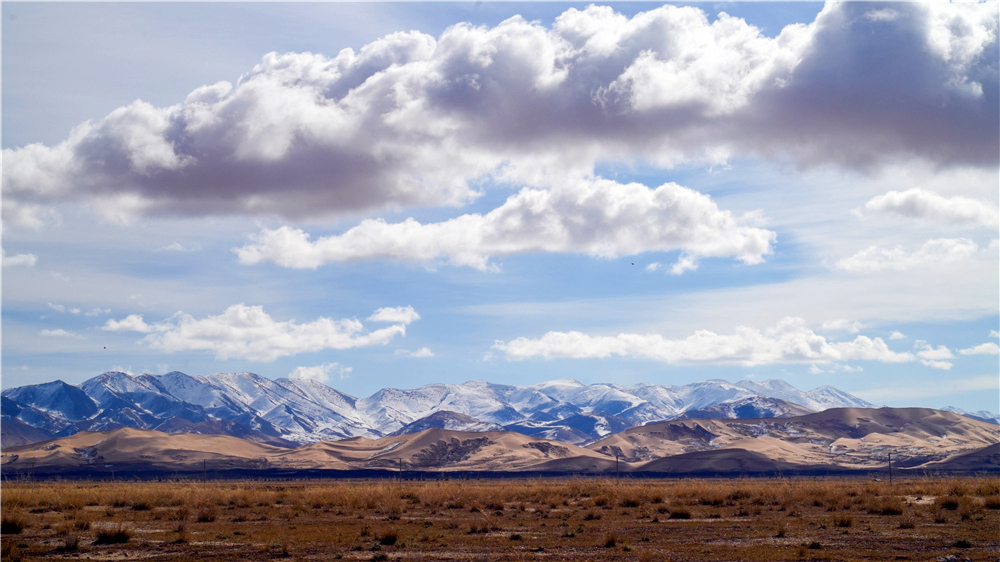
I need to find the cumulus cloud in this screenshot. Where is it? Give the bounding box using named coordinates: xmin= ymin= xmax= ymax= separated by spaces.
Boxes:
xmin=289 ymin=362 xmax=352 ymax=383
xmin=103 ymin=314 xmax=155 ymax=333
xmin=836 ymin=238 xmax=982 ymax=273
xmin=367 ymin=306 xmax=420 ymax=325
xmin=863 ymin=188 xmax=999 ymax=228
xmin=889 ymin=331 xmax=906 ymax=340
xmin=3 ymin=3 xmax=995 ymax=227
xmin=2 ymin=249 xmax=37 ymax=268
xmin=958 ymin=342 xmax=1000 ymax=355
xmin=103 ymin=304 xmax=413 ymax=361
xmin=992 ymin=330 xmax=1000 ymax=338
xmin=493 ymin=317 xmax=915 ymax=366
xmin=915 ymin=341 xmax=954 ymax=370
xmin=236 ymin=178 xmax=775 ymax=270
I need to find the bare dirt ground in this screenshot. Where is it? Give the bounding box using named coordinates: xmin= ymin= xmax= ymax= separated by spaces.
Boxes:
xmin=2 ymin=477 xmax=998 ymax=561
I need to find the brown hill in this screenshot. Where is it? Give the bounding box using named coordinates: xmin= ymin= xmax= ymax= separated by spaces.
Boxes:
xmin=288 ymin=428 xmax=612 ymax=471
xmin=1 ymin=427 xmax=613 ymax=474
xmin=0 ymin=428 xmax=286 ymax=471
xmin=3 ymin=407 xmax=996 ymax=476
xmin=588 ymin=407 xmax=1000 ymax=471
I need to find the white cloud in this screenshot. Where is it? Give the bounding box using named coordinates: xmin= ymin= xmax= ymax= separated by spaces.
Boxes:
xmin=821 ymin=319 xmax=864 ymax=334
xmin=493 ymin=317 xmax=914 ymax=366
xmin=103 ymin=304 xmax=412 ymax=361
xmin=84 ymin=307 xmax=112 ymax=317
xmin=889 ymin=331 xmax=906 ymax=340
xmin=103 ymin=314 xmax=155 ymax=333
xmin=367 ymin=306 xmax=420 ymax=325
xmin=289 ymin=362 xmax=352 ymax=383
xmin=236 ymin=178 xmax=775 ymax=270
xmin=4 ymin=3 xmax=995 ymax=227
xmin=645 ymin=262 xmax=663 ymax=272
xmin=670 ymin=254 xmax=699 ymax=276
xmin=836 ymin=238 xmax=981 ymax=273
xmin=863 ymin=188 xmax=999 ymax=229
xmin=959 ymin=342 xmax=1000 ymax=356
xmin=2 ymin=249 xmax=37 ymax=268
xmin=865 ymin=9 xmax=900 ymax=23
xmin=809 ymin=363 xmax=863 ymax=374
xmin=915 ymin=341 xmax=954 ymax=370
xmin=991 ymin=330 xmax=1000 ymax=338
xmin=396 ymin=347 xmax=435 ymax=358
xmin=39 ymin=329 xmax=79 ymax=338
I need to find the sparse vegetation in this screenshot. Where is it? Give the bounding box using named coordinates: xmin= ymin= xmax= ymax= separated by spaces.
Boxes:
xmin=0 ymin=477 xmax=996 ymax=560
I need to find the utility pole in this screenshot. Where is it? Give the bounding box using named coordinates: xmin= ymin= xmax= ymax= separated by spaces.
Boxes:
xmin=398 ymin=458 xmax=403 ymax=488
xmin=615 ymin=453 xmax=620 ymax=483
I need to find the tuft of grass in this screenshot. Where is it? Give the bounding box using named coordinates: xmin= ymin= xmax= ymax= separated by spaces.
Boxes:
xmin=807 ymin=541 xmax=822 ymax=549
xmin=197 ymin=505 xmax=217 ymax=522
xmin=954 ymin=538 xmax=972 ymax=548
xmin=669 ymin=509 xmax=691 ymax=520
xmin=1 ymin=513 xmax=26 ymax=535
xmin=510 ymin=533 xmax=522 ymax=541
xmin=936 ymin=496 xmax=960 ymax=511
xmin=93 ymin=524 xmax=132 ymax=545
xmin=379 ymin=530 xmax=398 ymax=546
xmin=56 ymin=534 xmax=80 ymax=552
xmin=603 ymin=533 xmax=617 ymax=548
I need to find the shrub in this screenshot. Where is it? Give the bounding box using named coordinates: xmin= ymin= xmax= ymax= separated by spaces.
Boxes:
xmin=954 ymin=539 xmax=972 ymax=548
xmin=94 ymin=524 xmax=132 ymax=545
xmin=669 ymin=509 xmax=691 ymax=520
xmin=603 ymin=534 xmax=617 ymax=548
xmin=379 ymin=531 xmax=398 ymax=546
xmin=1 ymin=513 xmax=25 ymax=535
xmin=510 ymin=533 xmax=522 ymax=541
xmin=936 ymin=497 xmax=960 ymax=511
xmin=197 ymin=505 xmax=216 ymax=522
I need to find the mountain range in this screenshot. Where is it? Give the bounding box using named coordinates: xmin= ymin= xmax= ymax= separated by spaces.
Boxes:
xmin=3 ymin=407 xmax=997 ymax=477
xmin=1 ymin=371 xmax=879 ymax=448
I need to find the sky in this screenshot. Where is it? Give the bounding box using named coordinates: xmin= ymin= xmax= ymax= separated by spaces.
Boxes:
xmin=2 ymin=2 xmax=998 ymax=414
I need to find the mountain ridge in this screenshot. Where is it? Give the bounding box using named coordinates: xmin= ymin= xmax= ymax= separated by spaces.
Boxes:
xmin=0 ymin=370 xmax=895 ymax=448
xmin=3 ymin=407 xmax=997 ymax=476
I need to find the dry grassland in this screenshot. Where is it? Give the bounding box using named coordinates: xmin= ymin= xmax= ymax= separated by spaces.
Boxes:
xmin=1 ymin=477 xmax=998 ymax=561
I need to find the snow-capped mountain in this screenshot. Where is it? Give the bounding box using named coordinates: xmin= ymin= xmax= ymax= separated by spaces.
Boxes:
xmin=1 ymin=372 xmax=874 ymax=446
xmin=941 ymin=406 xmax=1000 ymax=425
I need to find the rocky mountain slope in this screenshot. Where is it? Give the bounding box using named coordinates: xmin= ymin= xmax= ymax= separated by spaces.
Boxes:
xmin=1 ymin=371 xmax=880 ymax=447
xmin=2 ymin=407 xmax=996 ymax=476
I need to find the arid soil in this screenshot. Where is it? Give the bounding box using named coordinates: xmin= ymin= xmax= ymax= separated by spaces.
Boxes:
xmin=2 ymin=477 xmax=998 ymax=561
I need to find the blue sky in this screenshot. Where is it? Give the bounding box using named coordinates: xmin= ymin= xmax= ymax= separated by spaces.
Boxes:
xmin=2 ymin=2 xmax=998 ymax=414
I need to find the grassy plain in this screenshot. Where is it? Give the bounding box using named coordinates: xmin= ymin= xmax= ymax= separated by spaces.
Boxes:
xmin=1 ymin=476 xmax=998 ymax=561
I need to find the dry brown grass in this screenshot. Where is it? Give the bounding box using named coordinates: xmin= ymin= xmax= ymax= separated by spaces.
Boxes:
xmin=0 ymin=476 xmax=997 ymax=560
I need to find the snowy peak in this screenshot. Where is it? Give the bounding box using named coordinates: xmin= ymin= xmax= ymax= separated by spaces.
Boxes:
xmin=941 ymin=406 xmax=1000 ymax=425
xmin=3 ymin=372 xmax=877 ymax=446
